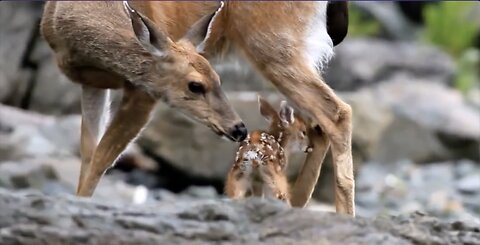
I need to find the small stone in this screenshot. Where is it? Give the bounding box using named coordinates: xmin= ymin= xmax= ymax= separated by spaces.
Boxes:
xmin=455 ymin=160 xmax=477 ymax=179
xmin=456 ymin=174 xmax=480 ymax=194
xmin=182 ymin=186 xmax=218 ymax=199
xmin=0 ymin=162 xmax=59 ymax=190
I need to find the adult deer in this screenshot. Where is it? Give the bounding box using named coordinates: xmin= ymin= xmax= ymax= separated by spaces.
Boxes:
xmin=41 ymin=1 xmax=354 ymax=216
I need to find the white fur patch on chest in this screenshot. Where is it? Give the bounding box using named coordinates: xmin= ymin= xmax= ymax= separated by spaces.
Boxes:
xmin=244 ymin=150 xmax=259 ymax=161
xmin=303 ymin=2 xmax=334 ymax=72
xmin=239 ymin=149 xmax=261 ymax=174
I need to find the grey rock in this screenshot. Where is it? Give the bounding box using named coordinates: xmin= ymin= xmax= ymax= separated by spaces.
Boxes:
xmin=0 ymin=189 xmax=479 ymax=245
xmin=455 ymin=160 xmax=478 ymax=179
xmin=0 ymin=104 xmax=80 ymax=160
xmin=181 ymin=186 xmax=219 ymax=199
xmin=0 ymin=161 xmax=58 ymax=190
xmin=0 ymin=2 xmax=43 ymax=103
xmin=325 ymin=39 xmax=456 ymax=91
xmin=341 ymin=75 xmax=480 ymax=163
xmin=457 ymin=174 xmax=480 ymax=195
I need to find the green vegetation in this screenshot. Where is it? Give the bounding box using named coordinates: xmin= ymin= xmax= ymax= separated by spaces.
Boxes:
xmin=455 ymin=49 xmax=479 ymax=94
xmin=423 ymin=2 xmax=479 ymax=57
xmin=422 ymin=2 xmax=479 ymax=92
xmin=348 ymin=4 xmax=381 ymax=38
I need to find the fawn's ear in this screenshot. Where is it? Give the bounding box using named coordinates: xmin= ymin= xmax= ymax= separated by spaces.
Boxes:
xmin=258 ymin=96 xmax=278 ymax=122
xmin=279 ymin=101 xmax=295 ymax=126
xmin=124 ymin=1 xmax=173 ymax=58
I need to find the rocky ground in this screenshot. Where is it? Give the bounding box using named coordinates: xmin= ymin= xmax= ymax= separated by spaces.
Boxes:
xmin=356 ymin=160 xmax=480 ymax=223
xmin=1 ymin=188 xmax=479 ymax=245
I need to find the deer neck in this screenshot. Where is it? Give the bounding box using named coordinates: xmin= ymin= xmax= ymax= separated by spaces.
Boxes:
xmin=267 ymin=127 xmax=291 ymax=156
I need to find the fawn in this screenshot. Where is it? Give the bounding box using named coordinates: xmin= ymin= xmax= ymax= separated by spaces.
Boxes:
xmin=225 ymin=97 xmax=311 ymax=205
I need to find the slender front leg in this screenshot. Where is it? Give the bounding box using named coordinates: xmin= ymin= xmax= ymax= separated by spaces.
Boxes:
xmin=78 ymin=86 xmax=109 ymax=193
xmin=77 ymin=85 xmax=156 ymax=197
xmin=290 ymin=125 xmax=330 ymax=207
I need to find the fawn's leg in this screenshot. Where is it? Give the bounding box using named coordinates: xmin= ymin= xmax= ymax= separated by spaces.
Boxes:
xmin=78 ymin=86 xmax=109 ymax=193
xmin=77 ymin=85 xmax=156 ymax=196
xmin=260 ymin=164 xmax=291 ymax=206
xmin=225 ymin=165 xmax=250 ymax=199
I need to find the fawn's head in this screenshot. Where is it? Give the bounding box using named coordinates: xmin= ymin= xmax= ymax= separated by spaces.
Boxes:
xmin=124 ymin=2 xmax=247 ymax=142
xmin=258 ymin=97 xmax=311 ymax=153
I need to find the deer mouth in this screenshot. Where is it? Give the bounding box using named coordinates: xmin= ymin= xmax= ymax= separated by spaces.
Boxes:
xmin=211 ymin=124 xmax=241 ymax=142
xmin=211 ymin=124 xmax=232 ymax=140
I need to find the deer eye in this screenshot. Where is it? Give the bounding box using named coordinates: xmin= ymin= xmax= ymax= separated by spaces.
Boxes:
xmin=188 ymin=81 xmax=206 ymax=94
xmin=301 ymin=131 xmax=307 ymax=137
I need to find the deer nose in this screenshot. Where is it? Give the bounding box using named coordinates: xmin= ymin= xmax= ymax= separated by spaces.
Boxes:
xmin=229 ymin=122 xmax=248 ymax=142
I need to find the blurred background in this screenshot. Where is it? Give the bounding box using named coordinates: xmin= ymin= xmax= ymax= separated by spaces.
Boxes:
xmin=0 ymin=1 xmax=478 ymax=223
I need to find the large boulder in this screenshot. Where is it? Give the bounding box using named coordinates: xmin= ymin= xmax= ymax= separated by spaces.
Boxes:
xmin=0 ymin=189 xmax=479 ymax=244
xmin=325 ymin=38 xmax=456 ymax=91
xmin=343 ymin=74 xmax=480 ymax=164
xmin=0 ymin=104 xmax=156 ymax=178
xmin=0 ymin=2 xmax=43 ymax=103
xmin=0 ymin=104 xmax=80 ymax=160
xmin=0 ymin=1 xmax=81 ymax=115
xmin=311 ymin=74 xmax=480 ymax=205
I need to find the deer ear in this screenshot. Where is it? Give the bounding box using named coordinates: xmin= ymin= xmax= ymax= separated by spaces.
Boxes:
xmin=124 ymin=1 xmax=173 ymax=58
xmin=181 ymin=1 xmax=224 ymax=53
xmin=258 ymin=95 xmax=278 ymax=122
xmin=279 ymin=101 xmax=295 ymax=126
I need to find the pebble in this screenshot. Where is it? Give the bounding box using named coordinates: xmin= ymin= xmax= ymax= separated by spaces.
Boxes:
xmin=456 ymin=174 xmax=480 ymax=194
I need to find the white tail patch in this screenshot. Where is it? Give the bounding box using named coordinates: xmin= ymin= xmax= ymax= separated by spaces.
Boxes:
xmin=303 ymin=1 xmax=334 ymax=72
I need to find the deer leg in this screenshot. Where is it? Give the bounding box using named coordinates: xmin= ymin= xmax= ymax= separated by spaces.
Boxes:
xmin=290 ymin=126 xmax=330 ymax=208
xmin=238 ymin=44 xmax=355 ymax=215
xmin=225 ymin=166 xmax=249 ymax=199
xmin=78 ymin=86 xmax=109 ymax=193
xmin=77 ymin=85 xmax=156 ymax=197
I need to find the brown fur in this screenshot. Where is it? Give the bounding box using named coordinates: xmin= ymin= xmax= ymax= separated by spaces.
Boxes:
xmin=41 ymin=1 xmax=355 ymax=216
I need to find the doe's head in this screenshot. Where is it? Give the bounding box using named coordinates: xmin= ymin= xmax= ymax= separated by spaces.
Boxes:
xmin=258 ymin=96 xmax=310 ymax=153
xmin=124 ymin=2 xmax=247 ymax=142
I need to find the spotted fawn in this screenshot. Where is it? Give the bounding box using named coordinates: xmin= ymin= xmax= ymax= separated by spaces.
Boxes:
xmin=225 ymin=96 xmax=311 ymax=205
